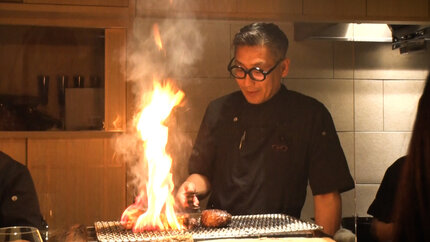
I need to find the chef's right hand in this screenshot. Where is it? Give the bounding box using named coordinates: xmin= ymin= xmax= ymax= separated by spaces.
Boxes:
xmin=176 ymin=181 xmax=200 ymax=210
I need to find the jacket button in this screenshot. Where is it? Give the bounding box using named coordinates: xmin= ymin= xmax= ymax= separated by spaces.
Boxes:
xmin=11 ymin=195 xmax=18 ymax=201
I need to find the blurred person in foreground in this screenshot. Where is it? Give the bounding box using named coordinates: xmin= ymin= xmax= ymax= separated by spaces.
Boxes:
xmin=393 ymin=73 xmax=430 ymax=242
xmin=176 ymin=22 xmax=354 ymax=236
xmin=367 ymin=156 xmax=405 ymax=241
xmin=0 ymin=151 xmax=45 ymax=231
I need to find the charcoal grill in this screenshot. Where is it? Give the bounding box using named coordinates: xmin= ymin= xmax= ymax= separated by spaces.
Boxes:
xmin=95 ymin=214 xmax=322 ymax=241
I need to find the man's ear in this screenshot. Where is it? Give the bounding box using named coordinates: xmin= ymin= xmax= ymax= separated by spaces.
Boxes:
xmin=281 ymin=58 xmax=291 ymax=78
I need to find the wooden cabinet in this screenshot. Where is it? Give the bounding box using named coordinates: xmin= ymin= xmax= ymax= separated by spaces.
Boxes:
xmin=236 ymin=0 xmax=302 ymax=15
xmin=23 ymin=0 xmax=128 ymax=7
xmin=105 ymin=28 xmax=127 ymax=131
xmin=3 ymin=0 xmax=427 ymax=23
xmin=136 ymin=0 xmax=430 ymax=22
xmin=27 ymin=137 xmax=126 ymax=229
xmin=0 ymin=1 xmax=129 ymax=28
xmin=1 ymin=25 xmax=128 ymax=225
xmin=137 ymin=0 xmax=236 ymax=14
xmin=0 ymin=0 xmax=129 ymax=131
xmin=367 ymin=0 xmax=429 ymax=19
xmin=136 ymin=0 xmax=302 ymax=20
xmin=0 ymin=0 xmax=128 ymax=231
xmin=0 ymin=25 xmax=126 ymax=132
xmin=303 ymin=0 xmax=366 ymax=18
xmin=0 ymin=25 xmax=106 ymax=132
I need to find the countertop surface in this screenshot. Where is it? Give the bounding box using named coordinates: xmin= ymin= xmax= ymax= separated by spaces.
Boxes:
xmin=206 ymin=238 xmax=334 ymax=242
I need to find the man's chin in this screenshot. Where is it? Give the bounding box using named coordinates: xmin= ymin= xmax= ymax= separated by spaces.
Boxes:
xmin=244 ymin=96 xmax=263 ymax=104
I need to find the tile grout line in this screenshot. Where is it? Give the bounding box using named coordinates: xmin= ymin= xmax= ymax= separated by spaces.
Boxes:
xmin=382 ymin=79 xmax=385 ymax=131
xmin=352 ymin=40 xmax=358 ymax=221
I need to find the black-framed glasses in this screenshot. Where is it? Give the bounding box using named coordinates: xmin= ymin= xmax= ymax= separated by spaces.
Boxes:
xmin=227 ymin=58 xmax=283 ymax=82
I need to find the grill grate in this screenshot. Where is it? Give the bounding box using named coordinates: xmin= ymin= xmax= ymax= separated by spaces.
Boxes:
xmin=95 ymin=214 xmax=322 ymax=241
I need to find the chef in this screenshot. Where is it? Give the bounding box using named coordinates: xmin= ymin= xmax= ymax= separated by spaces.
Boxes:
xmin=177 ymin=22 xmax=354 ymax=236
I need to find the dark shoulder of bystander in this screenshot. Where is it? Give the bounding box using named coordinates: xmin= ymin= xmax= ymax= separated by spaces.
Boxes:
xmin=368 ymin=156 xmax=406 ymax=241
xmin=0 ymin=151 xmax=46 ymax=231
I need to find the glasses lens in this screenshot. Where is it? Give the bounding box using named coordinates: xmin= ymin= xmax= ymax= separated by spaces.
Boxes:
xmin=250 ymin=69 xmax=265 ymax=81
xmin=230 ymin=67 xmax=246 ymax=78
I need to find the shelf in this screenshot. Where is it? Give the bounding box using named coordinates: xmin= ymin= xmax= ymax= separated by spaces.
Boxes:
xmin=0 ymin=130 xmax=123 ymax=138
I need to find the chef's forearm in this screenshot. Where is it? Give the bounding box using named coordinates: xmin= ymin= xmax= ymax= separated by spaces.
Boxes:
xmin=186 ymin=173 xmax=211 ymax=197
xmin=314 ymin=191 xmax=342 ymax=236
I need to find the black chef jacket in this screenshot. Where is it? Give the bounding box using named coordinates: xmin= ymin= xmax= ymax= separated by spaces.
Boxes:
xmin=0 ymin=151 xmax=45 ymax=231
xmin=367 ymin=156 xmax=405 ymax=223
xmin=189 ymin=85 xmax=354 ymax=218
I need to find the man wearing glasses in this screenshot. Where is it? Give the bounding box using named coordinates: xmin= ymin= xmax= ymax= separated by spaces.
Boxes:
xmin=177 ymin=22 xmax=354 ymax=236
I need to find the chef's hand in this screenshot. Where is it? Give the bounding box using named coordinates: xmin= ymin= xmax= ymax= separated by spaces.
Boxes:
xmin=176 ymin=181 xmax=199 ymax=210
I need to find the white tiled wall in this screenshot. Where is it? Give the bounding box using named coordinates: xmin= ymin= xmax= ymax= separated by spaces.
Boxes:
xmin=384 ymin=80 xmax=425 ymax=131
xmin=355 ymin=132 xmax=411 ymax=184
xmin=132 ymin=17 xmax=429 ymax=221
xmin=355 ymin=79 xmax=383 ymax=131
xmin=355 ymin=184 xmax=379 ymax=217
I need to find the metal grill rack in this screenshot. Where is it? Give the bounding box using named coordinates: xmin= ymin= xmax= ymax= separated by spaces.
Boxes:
xmin=95 ymin=214 xmax=322 ymax=241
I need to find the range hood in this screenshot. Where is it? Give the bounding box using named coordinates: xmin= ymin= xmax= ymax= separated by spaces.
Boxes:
xmin=391 ymin=24 xmax=430 ymax=54
xmin=294 ymin=23 xmax=393 ymax=42
xmin=294 ymin=23 xmax=430 ymax=54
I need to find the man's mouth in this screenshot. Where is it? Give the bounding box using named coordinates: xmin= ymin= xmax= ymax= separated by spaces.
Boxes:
xmin=244 ymin=90 xmax=259 ymax=95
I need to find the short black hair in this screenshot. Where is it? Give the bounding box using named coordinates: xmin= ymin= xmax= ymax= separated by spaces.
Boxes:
xmin=233 ymin=22 xmax=289 ymax=60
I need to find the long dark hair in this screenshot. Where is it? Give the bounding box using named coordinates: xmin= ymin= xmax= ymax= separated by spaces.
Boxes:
xmin=394 ymin=73 xmax=430 ymax=241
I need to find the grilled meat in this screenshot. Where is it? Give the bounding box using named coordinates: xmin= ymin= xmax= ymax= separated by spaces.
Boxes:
xmin=201 ymin=209 xmax=232 ymax=228
xmin=177 ymin=213 xmax=200 ymax=230
xmin=120 ymin=208 xmax=144 ymax=230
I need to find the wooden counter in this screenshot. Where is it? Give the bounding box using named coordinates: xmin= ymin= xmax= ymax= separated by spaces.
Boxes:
xmin=207 ymin=238 xmax=334 ymax=242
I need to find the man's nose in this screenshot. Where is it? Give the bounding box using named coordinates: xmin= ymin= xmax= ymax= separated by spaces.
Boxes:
xmin=243 ymin=74 xmax=255 ymax=87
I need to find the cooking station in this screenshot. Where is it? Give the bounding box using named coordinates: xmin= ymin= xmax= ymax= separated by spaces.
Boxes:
xmin=4 ymin=1 xmax=427 ymax=241
xmin=92 ymin=214 xmax=324 ymax=241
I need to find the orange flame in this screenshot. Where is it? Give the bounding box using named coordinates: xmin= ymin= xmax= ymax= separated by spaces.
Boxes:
xmin=112 ymin=115 xmax=121 ymax=130
xmin=153 ymin=24 xmax=163 ymax=51
xmin=121 ymin=80 xmax=185 ymax=232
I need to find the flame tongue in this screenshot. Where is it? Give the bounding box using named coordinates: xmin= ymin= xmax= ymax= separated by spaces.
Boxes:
xmin=153 ymin=24 xmax=163 ymax=51
xmin=121 ymin=81 xmax=185 ymax=232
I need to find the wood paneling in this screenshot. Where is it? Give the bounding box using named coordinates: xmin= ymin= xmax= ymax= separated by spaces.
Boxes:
xmin=2 ymin=0 xmax=430 ymax=26
xmin=135 ymin=0 xmax=430 ymax=22
xmin=137 ymin=0 xmax=236 ymax=14
xmin=303 ymin=0 xmax=366 ymax=18
xmin=0 ymin=138 xmax=26 ymax=165
xmin=136 ymin=0 xmax=236 ymax=13
xmin=27 ymin=138 xmax=126 ymax=229
xmin=23 ymin=0 xmax=128 ymax=7
xmin=367 ymin=0 xmax=429 ymax=18
xmin=0 ymin=3 xmax=129 ymax=28
xmin=236 ymin=0 xmax=302 ymax=15
xmin=136 ymin=0 xmax=302 ymax=20
xmin=105 ymin=28 xmax=127 ymax=131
